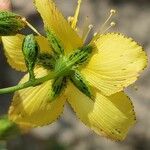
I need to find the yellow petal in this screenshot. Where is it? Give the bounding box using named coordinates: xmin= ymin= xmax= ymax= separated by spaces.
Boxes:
xmin=9 ymin=67 xmax=66 ymax=127
xmin=71 ymin=0 xmax=82 ymax=29
xmin=1 ymin=34 xmax=51 ymax=72
xmin=34 ymin=0 xmax=83 ymax=53
xmin=82 ymin=33 xmax=147 ymax=96
xmin=66 ymin=82 xmax=136 ymax=141
xmin=35 ymin=36 xmax=52 ymax=53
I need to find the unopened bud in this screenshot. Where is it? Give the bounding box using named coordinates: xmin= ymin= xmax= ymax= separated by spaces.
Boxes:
xmin=0 ymin=11 xmax=26 ymax=35
xmin=22 ymin=34 xmax=39 ymax=80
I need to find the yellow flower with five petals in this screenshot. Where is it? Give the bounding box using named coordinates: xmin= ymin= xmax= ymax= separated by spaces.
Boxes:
xmin=1 ymin=0 xmax=147 ymax=141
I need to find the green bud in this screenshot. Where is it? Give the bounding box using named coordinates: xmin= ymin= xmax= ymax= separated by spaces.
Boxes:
xmin=22 ymin=34 xmax=39 ymax=80
xmin=46 ymin=29 xmax=64 ymax=56
xmin=68 ymin=45 xmax=93 ymax=66
xmin=0 ymin=11 xmax=26 ymax=35
xmin=70 ymin=70 xmax=93 ymax=99
xmin=0 ymin=116 xmax=20 ymax=140
xmin=50 ymin=77 xmax=66 ymax=102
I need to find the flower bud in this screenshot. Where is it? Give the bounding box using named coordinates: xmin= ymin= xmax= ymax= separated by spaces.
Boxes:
xmin=22 ymin=34 xmax=39 ymax=80
xmin=0 ymin=11 xmax=26 ymax=35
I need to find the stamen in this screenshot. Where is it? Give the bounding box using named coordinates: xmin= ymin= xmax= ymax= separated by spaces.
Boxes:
xmin=71 ymin=0 xmax=82 ymax=29
xmin=94 ymin=32 xmax=98 ymax=37
xmin=98 ymin=9 xmax=116 ymax=33
xmin=101 ymin=21 xmax=116 ymax=34
xmin=22 ymin=18 xmax=41 ymax=36
xmin=82 ymin=24 xmax=93 ymax=43
xmin=110 ymin=9 xmax=116 ymax=14
xmin=110 ymin=21 xmax=116 ymax=26
xmin=67 ymin=16 xmax=74 ymax=25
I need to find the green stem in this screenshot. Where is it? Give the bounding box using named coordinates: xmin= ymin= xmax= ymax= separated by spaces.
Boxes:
xmin=0 ymin=46 xmax=92 ymax=95
xmin=0 ymin=56 xmax=72 ymax=94
xmin=0 ymin=61 xmax=73 ymax=95
xmin=0 ymin=72 xmax=55 ymax=94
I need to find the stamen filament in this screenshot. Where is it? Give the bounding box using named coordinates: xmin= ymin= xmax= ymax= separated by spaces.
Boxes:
xmin=98 ymin=9 xmax=116 ymax=33
xmin=82 ymin=24 xmax=93 ymax=43
xmin=22 ymin=18 xmax=41 ymax=36
xmin=101 ymin=22 xmax=116 ymax=34
xmin=71 ymin=0 xmax=82 ymax=29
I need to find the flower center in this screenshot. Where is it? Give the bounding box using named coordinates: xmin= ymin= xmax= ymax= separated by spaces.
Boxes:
xmin=36 ymin=29 xmax=93 ymax=101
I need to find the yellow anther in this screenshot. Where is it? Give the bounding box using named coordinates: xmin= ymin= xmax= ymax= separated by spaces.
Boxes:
xmin=110 ymin=22 xmax=116 ymax=27
xmin=89 ymin=24 xmax=93 ymax=29
xmin=68 ymin=16 xmax=74 ymax=24
xmin=94 ymin=32 xmax=98 ymax=36
xmin=110 ymin=9 xmax=116 ymax=14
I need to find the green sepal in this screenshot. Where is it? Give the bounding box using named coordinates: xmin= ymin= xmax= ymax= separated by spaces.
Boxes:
xmin=22 ymin=34 xmax=39 ymax=80
xmin=70 ymin=70 xmax=93 ymax=99
xmin=45 ymin=29 xmax=64 ymax=56
xmin=0 ymin=115 xmax=20 ymax=140
xmin=0 ymin=11 xmax=26 ymax=35
xmin=37 ymin=53 xmax=56 ymax=70
xmin=49 ymin=77 xmax=66 ymax=102
xmin=54 ymin=56 xmax=71 ymax=77
xmin=68 ymin=45 xmax=92 ymax=66
xmin=53 ymin=45 xmax=93 ymax=78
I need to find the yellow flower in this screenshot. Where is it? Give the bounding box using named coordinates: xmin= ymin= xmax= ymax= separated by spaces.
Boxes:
xmin=1 ymin=0 xmax=147 ymax=141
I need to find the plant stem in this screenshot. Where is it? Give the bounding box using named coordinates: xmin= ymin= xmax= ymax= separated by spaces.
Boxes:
xmin=0 ymin=45 xmax=93 ymax=95
xmin=0 ymin=71 xmax=55 ymax=94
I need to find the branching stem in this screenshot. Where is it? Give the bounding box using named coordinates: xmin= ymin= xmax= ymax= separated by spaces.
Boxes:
xmin=0 ymin=46 xmax=92 ymax=95
xmin=0 ymin=71 xmax=55 ymax=94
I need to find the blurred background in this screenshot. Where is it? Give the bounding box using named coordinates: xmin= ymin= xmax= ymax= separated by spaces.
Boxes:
xmin=0 ymin=0 xmax=150 ymax=149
